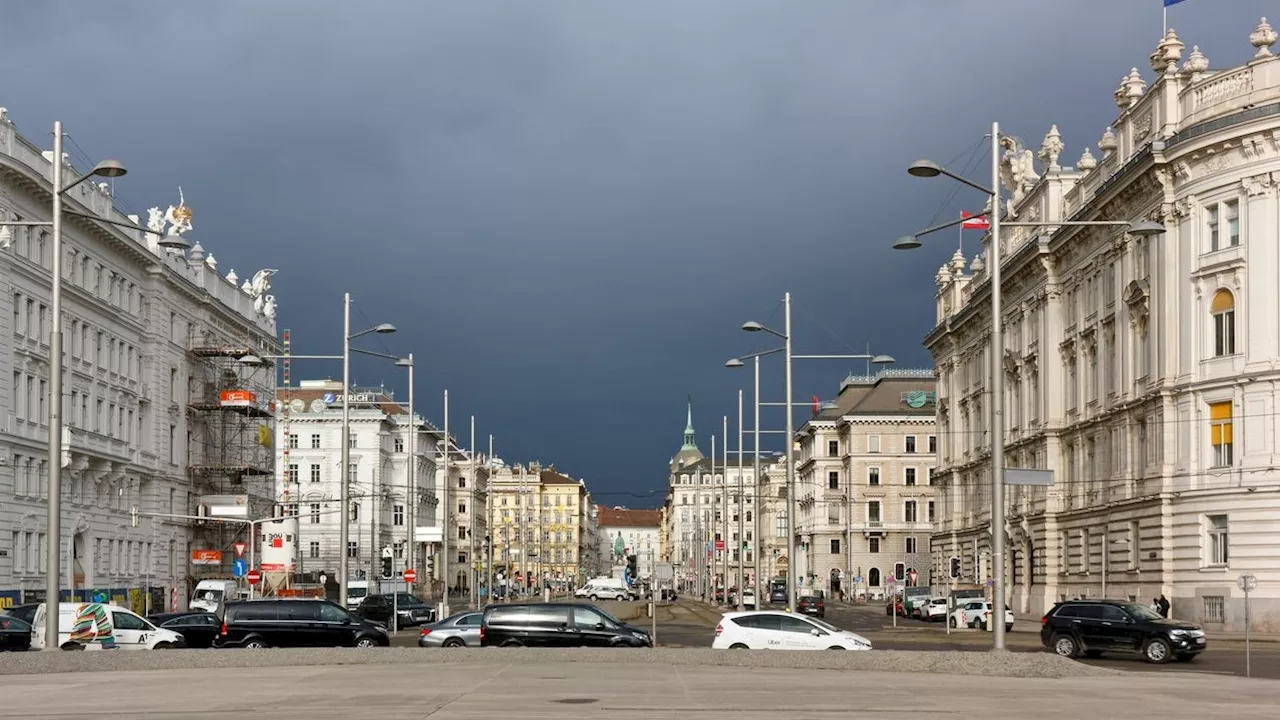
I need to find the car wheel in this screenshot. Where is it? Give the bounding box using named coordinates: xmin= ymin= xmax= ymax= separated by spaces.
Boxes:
xmin=1143 ymin=638 xmax=1172 ymax=664
xmin=355 ymin=636 xmax=378 ymax=649
xmin=948 ymin=617 xmax=958 ymax=628
xmin=729 ymin=643 xmax=749 ymax=649
xmin=152 ymin=642 xmax=173 ymax=650
xmin=500 ymin=639 xmax=524 ymax=647
xmin=589 ymin=594 xmax=599 ymax=601
xmin=442 ymin=638 xmax=464 ymax=648
xmin=826 ymin=646 xmax=844 ymax=650
xmin=243 ymin=639 xmax=268 ymax=650
xmin=1051 ymin=633 xmax=1079 ymax=658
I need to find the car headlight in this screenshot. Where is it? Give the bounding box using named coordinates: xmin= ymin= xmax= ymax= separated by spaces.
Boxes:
xmin=1168 ymin=629 xmax=1187 ymax=636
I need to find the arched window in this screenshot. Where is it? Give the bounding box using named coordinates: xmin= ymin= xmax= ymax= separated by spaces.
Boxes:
xmin=1211 ymin=289 xmax=1236 ymax=357
xmin=868 ymin=567 xmax=881 ymax=587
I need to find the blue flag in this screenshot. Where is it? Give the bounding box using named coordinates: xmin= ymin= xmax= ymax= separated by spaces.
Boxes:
xmin=1164 ymin=0 xmax=1188 ymax=6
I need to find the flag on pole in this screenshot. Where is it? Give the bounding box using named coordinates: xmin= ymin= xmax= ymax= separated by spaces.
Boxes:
xmin=961 ymin=211 xmax=990 ymax=230
xmin=1163 ymin=0 xmax=1188 ymax=6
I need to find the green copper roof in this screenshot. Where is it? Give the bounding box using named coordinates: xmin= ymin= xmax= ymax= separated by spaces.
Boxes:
xmin=681 ymin=396 xmax=698 ymax=451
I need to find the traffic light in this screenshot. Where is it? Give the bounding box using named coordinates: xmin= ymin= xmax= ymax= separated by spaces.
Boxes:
xmin=626 ymin=554 xmax=637 ymax=579
xmin=949 ymin=556 xmax=961 ymax=579
xmin=381 ymin=556 xmax=393 ymax=579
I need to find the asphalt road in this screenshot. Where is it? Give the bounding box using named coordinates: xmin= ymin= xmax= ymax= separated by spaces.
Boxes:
xmin=674 ymin=600 xmax=1280 ymax=680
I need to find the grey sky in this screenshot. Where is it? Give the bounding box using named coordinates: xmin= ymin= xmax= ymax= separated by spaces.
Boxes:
xmin=2 ymin=1 xmax=1269 ymax=504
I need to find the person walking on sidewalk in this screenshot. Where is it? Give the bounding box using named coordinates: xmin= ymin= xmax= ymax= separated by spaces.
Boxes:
xmin=1158 ymin=594 xmax=1170 ymax=618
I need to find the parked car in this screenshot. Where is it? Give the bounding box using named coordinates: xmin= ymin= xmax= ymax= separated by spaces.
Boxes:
xmin=573 ymin=578 xmax=630 ymax=602
xmin=768 ymin=584 xmax=788 ymax=605
xmin=155 ymin=612 xmax=221 ymax=649
xmin=215 ymin=599 xmax=389 ymax=649
xmin=1041 ymin=599 xmax=1206 ymax=663
xmin=480 ymin=602 xmax=651 ymax=648
xmin=354 ymin=593 xmax=435 ymax=630
xmin=797 ymin=590 xmax=825 ymax=618
xmin=740 ymin=588 xmax=756 ymax=610
xmin=921 ymin=598 xmax=950 ymax=622
xmin=0 ymin=614 xmax=32 ymax=651
xmin=948 ymin=600 xmax=1015 ymax=632
xmin=418 ymin=611 xmax=482 ymax=648
xmin=712 ymin=611 xmax=872 ymax=651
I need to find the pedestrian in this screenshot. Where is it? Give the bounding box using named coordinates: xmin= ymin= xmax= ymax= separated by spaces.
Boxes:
xmin=1158 ymin=594 xmax=1170 ymax=618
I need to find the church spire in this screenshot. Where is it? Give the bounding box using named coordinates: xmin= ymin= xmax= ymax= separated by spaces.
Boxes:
xmin=681 ymin=395 xmax=698 ymax=451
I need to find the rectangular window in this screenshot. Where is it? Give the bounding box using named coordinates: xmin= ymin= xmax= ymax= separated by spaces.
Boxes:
xmin=1209 ymin=402 xmax=1233 ymax=468
xmin=393 ymin=505 xmax=405 ymax=526
xmin=827 ymin=440 xmax=839 ymax=457
xmin=927 ymin=501 xmax=936 ymax=523
xmin=1207 ymin=205 xmax=1220 ymax=251
xmin=905 ymin=436 xmax=917 ymax=453
xmin=928 ymin=435 xmax=937 ymax=454
xmin=926 ymin=467 xmax=935 ymax=485
xmin=774 ymin=515 xmax=787 ymax=539
xmin=310 ymin=464 xmax=321 ymax=483
xmin=395 ymin=437 xmax=404 ymax=452
xmin=868 ymin=537 xmax=880 ymax=553
xmin=347 ymin=541 xmax=358 ymax=558
xmin=904 ymin=501 xmax=918 ymax=523
xmin=867 ymin=501 xmax=881 ymax=523
xmin=905 ymin=537 xmax=917 ymax=554
xmin=287 ymin=463 xmax=299 ymax=484
xmin=310 ymin=504 xmax=321 ymax=524
xmin=830 ymin=539 xmax=841 ymax=554
xmin=1206 ymin=514 xmax=1228 ymax=566
xmin=868 ymin=467 xmax=880 ymax=486
xmin=311 ymin=433 xmax=321 ymax=449
xmin=309 ymin=541 xmax=320 ymax=559
xmin=827 ymin=471 xmax=839 ymax=489
xmin=904 ymin=468 xmax=916 ymax=486
xmin=868 ymin=435 xmax=881 ymax=453
xmin=1203 ymin=596 xmax=1225 ymax=624
xmin=349 ymin=435 xmax=357 ymax=449
xmin=1225 ymin=200 xmax=1239 ymax=247
xmin=287 ymin=434 xmax=298 ymax=449
xmin=348 ymin=463 xmax=358 ymax=483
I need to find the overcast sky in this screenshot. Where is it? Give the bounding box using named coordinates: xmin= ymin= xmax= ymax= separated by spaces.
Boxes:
xmin=2 ymin=1 xmax=1270 ymax=505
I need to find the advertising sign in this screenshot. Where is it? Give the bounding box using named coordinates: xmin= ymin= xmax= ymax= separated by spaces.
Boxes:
xmin=191 ymin=550 xmax=223 ymax=566
xmin=219 ymin=389 xmax=258 ymax=408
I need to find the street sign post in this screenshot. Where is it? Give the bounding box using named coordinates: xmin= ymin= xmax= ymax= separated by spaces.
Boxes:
xmin=404 ymin=568 xmax=417 ymax=584
xmin=233 ymin=542 xmax=246 ymax=558
xmin=232 ymin=558 xmax=247 ymax=578
xmin=887 ymin=576 xmax=897 ymax=628
xmin=246 ymin=569 xmax=261 ymax=586
xmin=1239 ymin=573 xmax=1257 ymax=677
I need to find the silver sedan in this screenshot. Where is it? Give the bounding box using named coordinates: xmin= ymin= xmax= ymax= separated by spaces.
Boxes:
xmin=417 ymin=611 xmax=482 ymax=647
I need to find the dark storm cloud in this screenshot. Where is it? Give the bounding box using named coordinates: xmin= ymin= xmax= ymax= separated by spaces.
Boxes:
xmin=1 ymin=1 xmax=1270 ymax=501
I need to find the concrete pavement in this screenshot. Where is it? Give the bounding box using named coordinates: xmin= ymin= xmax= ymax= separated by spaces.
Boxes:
xmin=3 ymin=658 xmax=1277 ymax=719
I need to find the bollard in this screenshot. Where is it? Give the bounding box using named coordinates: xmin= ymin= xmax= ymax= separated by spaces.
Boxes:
xmin=542 ymin=587 xmax=550 ymax=603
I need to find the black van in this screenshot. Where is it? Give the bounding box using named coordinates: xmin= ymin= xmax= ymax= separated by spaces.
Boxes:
xmin=480 ymin=602 xmax=651 ymax=648
xmin=215 ymin=599 xmax=389 ymax=649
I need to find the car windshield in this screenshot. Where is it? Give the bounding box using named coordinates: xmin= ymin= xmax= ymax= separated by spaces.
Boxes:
xmin=806 ymin=617 xmax=842 ymax=633
xmin=1120 ymin=603 xmax=1162 ymax=621
xmin=348 ymin=588 xmax=367 ymax=598
xmin=394 ymin=594 xmax=423 ymax=606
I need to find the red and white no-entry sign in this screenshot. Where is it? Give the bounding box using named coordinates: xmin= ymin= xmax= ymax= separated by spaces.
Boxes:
xmin=404 ymin=568 xmax=417 ymax=583
xmin=246 ymin=569 xmax=261 ymax=586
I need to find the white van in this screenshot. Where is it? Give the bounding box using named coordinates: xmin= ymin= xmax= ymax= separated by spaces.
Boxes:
xmin=574 ymin=577 xmax=630 ymax=601
xmin=30 ymin=602 xmax=185 ymax=651
xmin=190 ymin=579 xmax=239 ymax=614
xmin=346 ymin=580 xmax=370 ymax=610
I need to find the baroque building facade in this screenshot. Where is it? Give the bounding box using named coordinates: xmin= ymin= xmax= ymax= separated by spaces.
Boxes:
xmin=927 ymin=21 xmax=1280 ymax=631
xmin=795 ymin=369 xmax=938 ymax=601
xmin=0 ymin=108 xmax=280 ymax=611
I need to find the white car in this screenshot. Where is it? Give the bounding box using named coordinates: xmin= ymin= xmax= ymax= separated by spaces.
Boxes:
xmin=712 ymin=611 xmax=872 ymax=651
xmin=948 ymin=600 xmax=1015 ymax=631
xmin=740 ymin=588 xmax=756 ymax=610
xmin=921 ymin=597 xmax=950 ymax=621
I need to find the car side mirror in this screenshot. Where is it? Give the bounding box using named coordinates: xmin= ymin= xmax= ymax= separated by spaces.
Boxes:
xmin=810 ymin=628 xmax=821 ymax=637
xmin=594 ymin=622 xmax=606 ymax=630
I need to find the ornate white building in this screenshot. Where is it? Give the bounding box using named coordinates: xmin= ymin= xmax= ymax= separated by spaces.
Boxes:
xmin=927 ymin=21 xmax=1280 ymax=632
xmin=274 ymin=381 xmax=440 ymax=590
xmin=0 ymin=107 xmax=280 ymax=611
xmin=796 ymin=369 xmax=938 ymax=601
xmin=596 ymin=506 xmax=662 ymax=579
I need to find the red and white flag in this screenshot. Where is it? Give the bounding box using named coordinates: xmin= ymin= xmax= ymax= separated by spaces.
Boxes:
xmin=961 ymin=211 xmax=990 ymax=230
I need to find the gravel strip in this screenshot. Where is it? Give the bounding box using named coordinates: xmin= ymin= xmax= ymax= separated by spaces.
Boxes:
xmin=0 ymin=647 xmax=1119 ymax=679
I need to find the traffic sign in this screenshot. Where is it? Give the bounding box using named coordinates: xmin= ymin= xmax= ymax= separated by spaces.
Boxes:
xmin=246 ymin=569 xmax=261 ymax=586
xmin=714 ymin=540 xmax=725 ymax=551
xmin=232 ymin=558 xmax=247 ymax=578
xmin=1239 ymin=574 xmax=1257 ymax=592
xmin=404 ymin=568 xmax=417 ymax=583
xmin=907 ymin=569 xmax=919 ymax=586
xmin=233 ymin=542 xmax=247 ymax=558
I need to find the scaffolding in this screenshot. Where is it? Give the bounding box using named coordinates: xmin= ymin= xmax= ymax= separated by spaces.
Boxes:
xmin=186 ymin=330 xmax=278 ymax=582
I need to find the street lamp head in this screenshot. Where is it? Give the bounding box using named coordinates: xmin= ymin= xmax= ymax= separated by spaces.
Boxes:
xmin=90 ymin=159 xmax=127 ymax=178
xmin=236 ymin=354 xmax=264 ymax=365
xmin=725 ymin=358 xmax=745 ymax=368
xmin=158 ymin=234 xmax=191 ymax=250
xmin=907 ymin=160 xmax=943 ymax=178
xmin=871 ymin=354 xmax=896 ymax=365
xmin=1126 ymin=219 xmax=1166 ymax=237
xmin=742 ymin=321 xmax=765 ymax=333
xmin=395 ymin=357 xmax=413 ymax=367
xmin=373 ymin=323 xmax=397 ymax=334
xmin=893 ymin=235 xmax=922 ymax=250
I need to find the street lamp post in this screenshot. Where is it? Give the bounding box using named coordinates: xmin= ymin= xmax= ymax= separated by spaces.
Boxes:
xmin=338 ymin=293 xmax=397 ymax=607
xmin=736 ymin=389 xmax=745 ymax=612
xmin=442 ymin=390 xmax=451 ymax=617
xmin=395 ymin=355 xmax=416 ymax=581
xmin=898 ymin=121 xmax=1166 ymax=650
xmin=0 ymin=123 xmax=129 ymax=650
xmin=470 ymin=414 xmax=477 ymax=608
xmin=721 ymin=415 xmax=729 ymax=606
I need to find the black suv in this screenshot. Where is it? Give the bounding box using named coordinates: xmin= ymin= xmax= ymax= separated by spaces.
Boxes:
xmin=215 ymin=599 xmax=389 ymax=649
xmin=480 ymin=602 xmax=652 ymax=648
xmin=1040 ymin=599 xmax=1207 ymax=663
xmin=354 ymin=593 xmax=436 ymax=630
